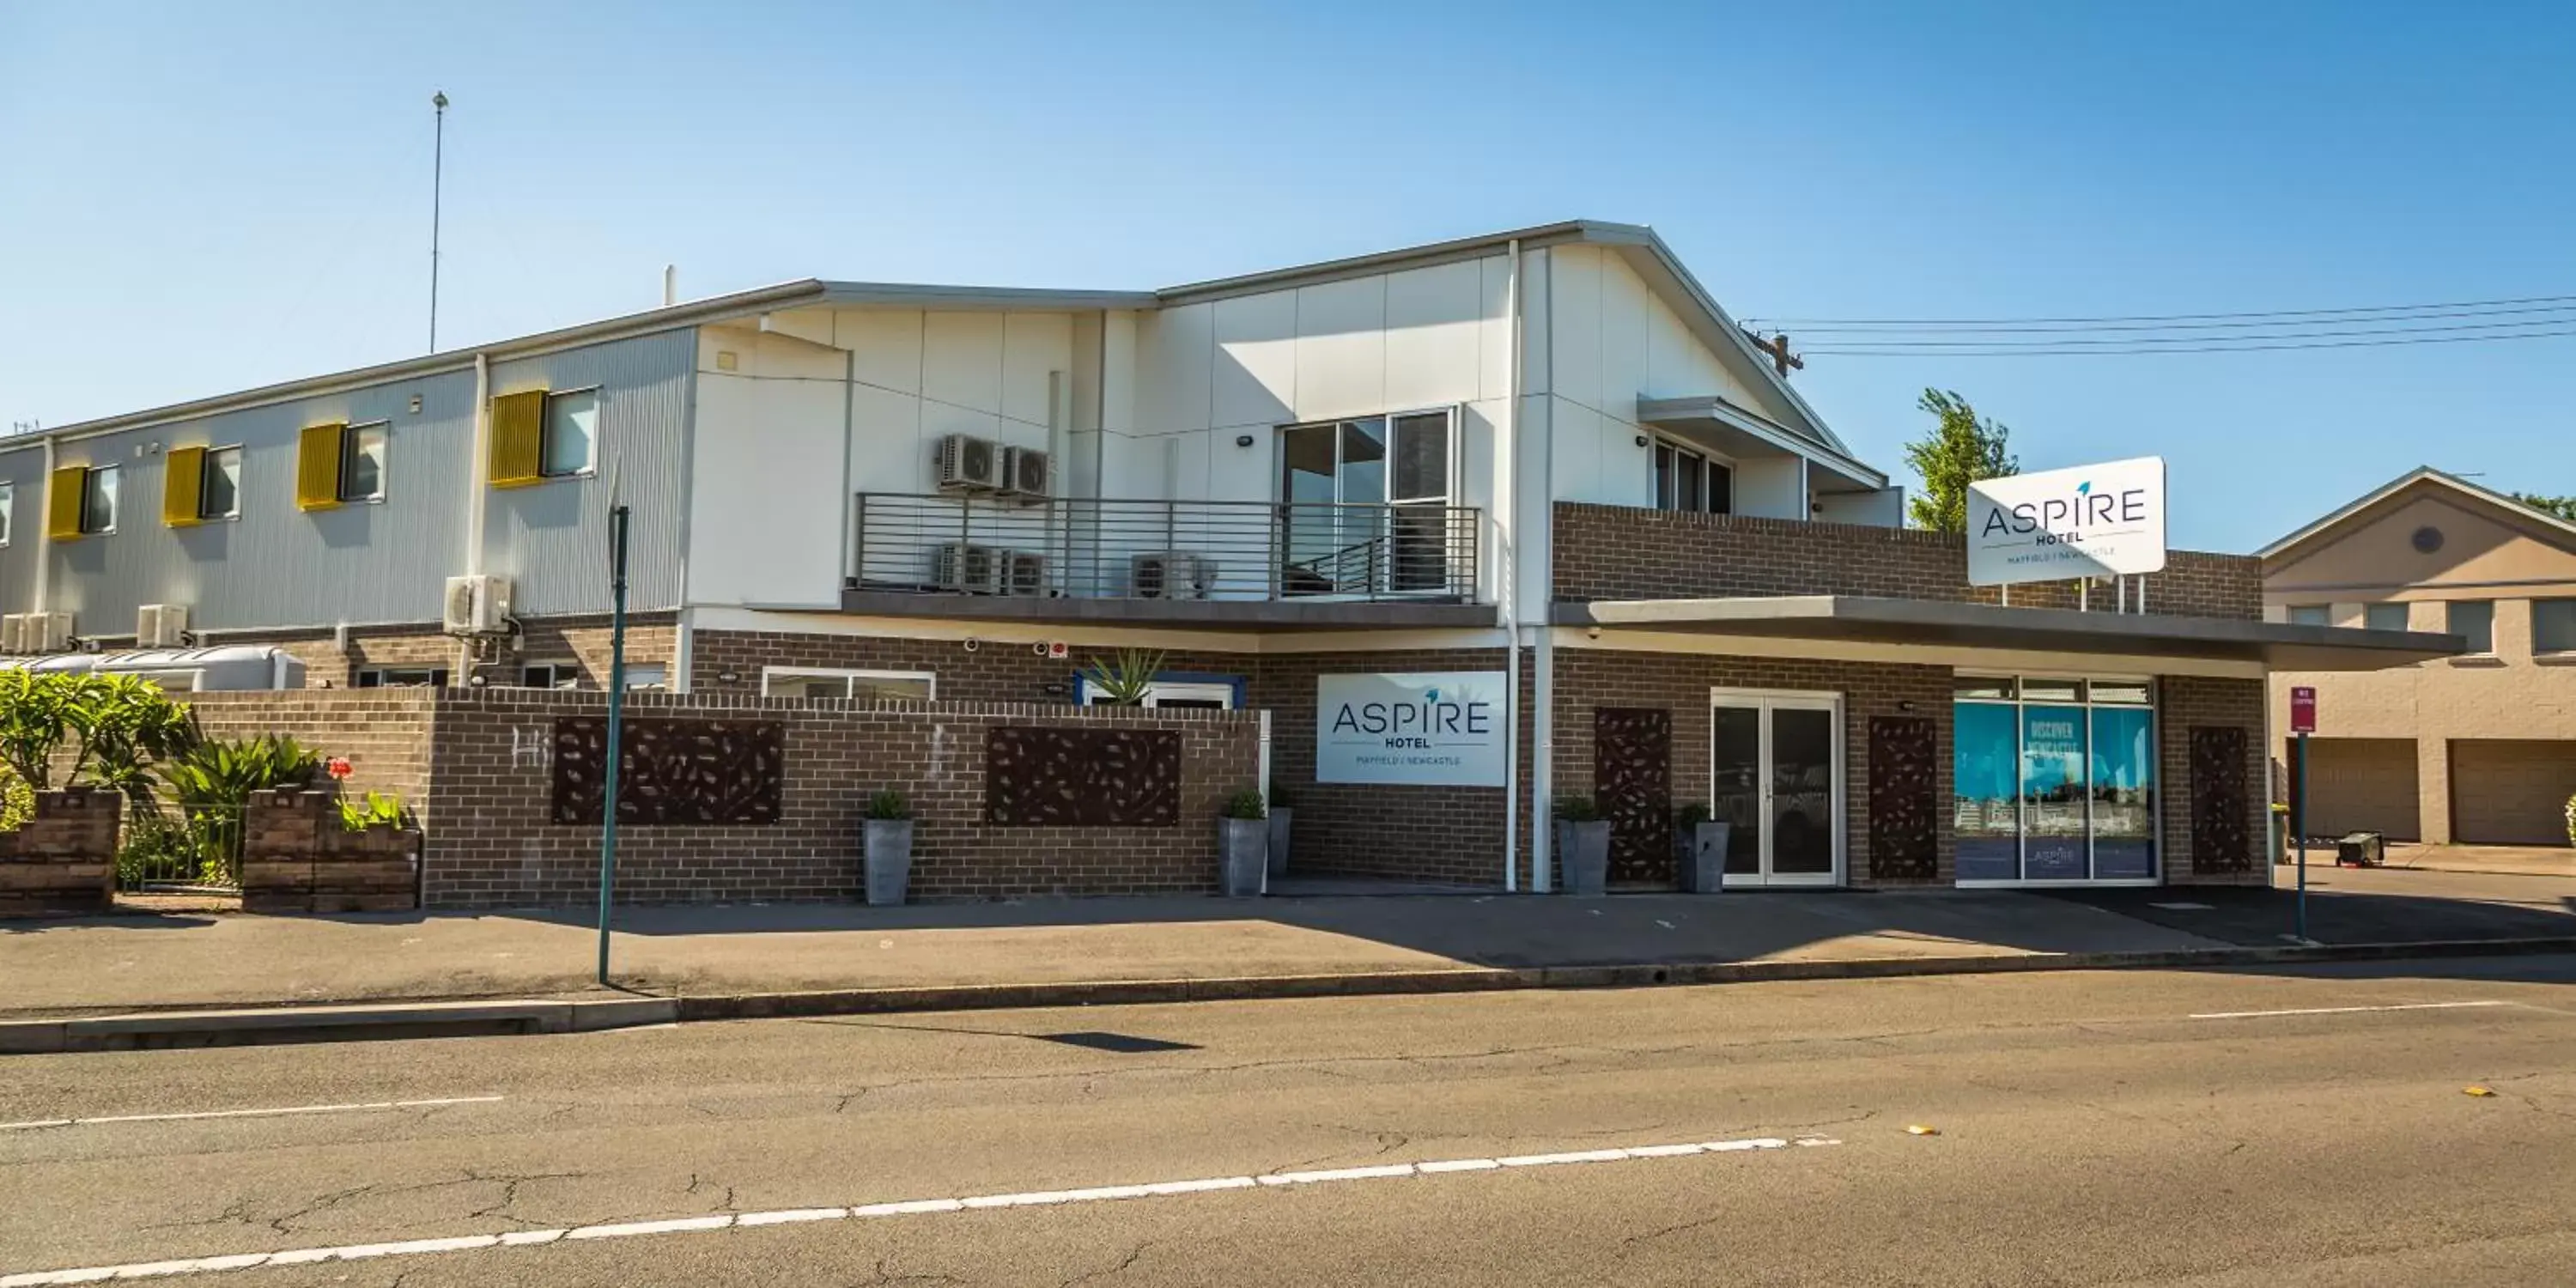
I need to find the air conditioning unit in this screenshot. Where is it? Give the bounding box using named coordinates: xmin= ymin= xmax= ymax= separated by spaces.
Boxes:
xmin=1004 ymin=551 xmax=1048 ymax=597
xmin=0 ymin=615 xmax=22 ymax=655
xmin=28 ymin=613 xmax=72 ymax=653
xmin=137 ymin=605 xmax=191 ymax=648
xmin=441 ymin=574 xmax=515 ymax=635
xmin=1002 ymin=447 xmax=1051 ymax=500
xmin=935 ymin=434 xmax=1004 ymax=492
xmin=1132 ymin=552 xmax=1212 ymax=600
xmin=931 ymin=542 xmax=1003 ymax=593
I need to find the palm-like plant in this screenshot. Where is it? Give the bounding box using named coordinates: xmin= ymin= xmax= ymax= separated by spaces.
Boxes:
xmin=157 ymin=733 xmax=323 ymax=884
xmin=1080 ymin=648 xmax=1167 ymax=706
xmin=68 ymin=675 xmax=196 ymax=814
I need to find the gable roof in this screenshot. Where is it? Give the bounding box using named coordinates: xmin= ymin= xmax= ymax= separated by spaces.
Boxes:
xmin=2259 ymin=466 xmax=2576 ymax=562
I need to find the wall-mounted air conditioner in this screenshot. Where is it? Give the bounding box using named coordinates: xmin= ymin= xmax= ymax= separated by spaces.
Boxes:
xmin=441 ymin=574 xmax=515 ymax=635
xmin=1001 ymin=447 xmax=1050 ymax=501
xmin=1004 ymin=551 xmax=1048 ymax=597
xmin=27 ymin=613 xmax=73 ymax=653
xmin=0 ymin=615 xmax=22 ymax=655
xmin=1132 ymin=552 xmax=1212 ymax=600
xmin=137 ymin=605 xmax=192 ymax=648
xmin=936 ymin=434 xmax=1004 ymax=492
xmin=932 ymin=542 xmax=1003 ymax=593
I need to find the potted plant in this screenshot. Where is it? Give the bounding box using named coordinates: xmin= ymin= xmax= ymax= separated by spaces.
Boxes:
xmin=1265 ymin=785 xmax=1295 ymax=879
xmin=1553 ymin=794 xmax=1610 ymax=897
xmin=1674 ymin=802 xmax=1729 ymax=894
xmin=1080 ymin=648 xmax=1167 ymax=706
xmin=863 ymin=789 xmax=914 ymax=906
xmin=1220 ymin=790 xmax=1267 ymax=896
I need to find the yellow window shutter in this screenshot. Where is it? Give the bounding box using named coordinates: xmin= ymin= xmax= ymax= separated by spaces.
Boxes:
xmin=163 ymin=446 xmax=206 ymax=527
xmin=489 ymin=390 xmax=547 ymax=487
xmin=297 ymin=423 xmax=345 ymax=510
xmin=46 ymin=466 xmax=87 ymax=541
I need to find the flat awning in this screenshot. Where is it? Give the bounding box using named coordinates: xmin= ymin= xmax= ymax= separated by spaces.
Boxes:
xmin=1553 ymin=596 xmax=2464 ymax=671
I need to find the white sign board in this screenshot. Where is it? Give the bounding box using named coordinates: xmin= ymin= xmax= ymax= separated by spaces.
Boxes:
xmin=1967 ymin=456 xmax=2168 ymax=586
xmin=1315 ymin=671 xmax=1508 ymax=787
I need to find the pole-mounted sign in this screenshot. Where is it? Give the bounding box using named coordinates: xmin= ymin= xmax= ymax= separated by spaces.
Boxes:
xmin=1967 ymin=457 xmax=2168 ymax=587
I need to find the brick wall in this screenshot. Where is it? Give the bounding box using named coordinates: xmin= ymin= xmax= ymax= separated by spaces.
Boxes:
xmin=420 ymin=689 xmax=1261 ymax=908
xmin=684 ymin=629 xmax=1252 ymax=704
xmin=2160 ymin=675 xmax=2270 ymax=884
xmin=0 ymin=789 xmax=120 ymax=916
xmin=187 ymin=690 xmax=440 ymax=829
xmin=1552 ymin=504 xmax=2261 ymax=620
xmin=213 ymin=614 xmax=680 ymax=690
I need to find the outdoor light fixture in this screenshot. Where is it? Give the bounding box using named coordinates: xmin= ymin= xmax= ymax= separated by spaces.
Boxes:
xmin=716 ymin=669 xmax=741 ymax=683
xmin=1236 ymin=434 xmax=1255 ymax=448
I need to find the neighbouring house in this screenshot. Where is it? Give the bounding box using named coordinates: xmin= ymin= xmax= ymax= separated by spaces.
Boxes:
xmin=2263 ymin=467 xmax=2576 ymax=847
xmin=0 ymin=220 xmax=2452 ymax=902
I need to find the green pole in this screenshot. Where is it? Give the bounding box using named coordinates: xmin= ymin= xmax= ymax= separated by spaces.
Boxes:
xmin=596 ymin=503 xmax=630 ymax=986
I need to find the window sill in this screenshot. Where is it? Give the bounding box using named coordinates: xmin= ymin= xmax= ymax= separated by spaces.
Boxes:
xmin=2531 ymin=652 xmax=2576 ymax=666
xmin=2447 ymin=653 xmax=2508 ymax=668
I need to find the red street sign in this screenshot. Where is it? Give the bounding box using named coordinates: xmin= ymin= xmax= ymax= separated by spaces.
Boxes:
xmin=2290 ymin=685 xmax=2318 ymax=735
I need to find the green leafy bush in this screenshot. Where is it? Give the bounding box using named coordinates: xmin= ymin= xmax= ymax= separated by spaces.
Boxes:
xmin=1554 ymin=794 xmax=1603 ymax=823
xmin=337 ymin=790 xmax=404 ymax=832
xmin=1675 ymin=802 xmax=1711 ymax=829
xmin=0 ymin=767 xmax=33 ymax=833
xmin=1223 ymin=789 xmax=1267 ymax=820
xmin=865 ymin=789 xmax=912 ymax=821
xmin=157 ymin=734 xmax=323 ymax=884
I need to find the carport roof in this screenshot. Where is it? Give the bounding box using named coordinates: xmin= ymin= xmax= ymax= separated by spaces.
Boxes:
xmin=1553 ymin=595 xmax=2464 ymax=671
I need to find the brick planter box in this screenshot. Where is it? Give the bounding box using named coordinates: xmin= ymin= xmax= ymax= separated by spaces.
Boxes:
xmin=241 ymin=787 xmax=422 ymax=914
xmin=0 ymin=789 xmax=121 ymax=917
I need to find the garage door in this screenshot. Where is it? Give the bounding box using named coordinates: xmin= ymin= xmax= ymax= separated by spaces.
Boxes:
xmin=2294 ymin=738 xmax=2421 ymax=840
xmin=2451 ymin=740 xmax=2576 ymax=846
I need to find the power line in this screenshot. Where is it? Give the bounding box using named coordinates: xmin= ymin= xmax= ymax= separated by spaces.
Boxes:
xmin=1743 ymin=290 xmax=2576 ymax=331
xmin=1805 ymin=326 xmax=2576 ymax=357
xmin=1756 ymin=301 xmax=2576 ymax=336
xmin=1795 ymin=314 xmax=2576 ymax=350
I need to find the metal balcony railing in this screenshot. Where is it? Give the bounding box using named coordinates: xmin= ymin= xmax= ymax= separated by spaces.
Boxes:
xmin=851 ymin=493 xmax=1480 ymax=604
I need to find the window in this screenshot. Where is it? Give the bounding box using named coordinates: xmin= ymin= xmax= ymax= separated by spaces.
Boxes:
xmin=2534 ymin=598 xmax=2576 ymax=655
xmin=0 ymin=480 xmax=13 ymax=545
xmin=1278 ymin=409 xmax=1456 ymax=596
xmin=2364 ymin=602 xmax=2410 ymax=633
xmin=80 ymin=465 xmax=119 ymax=534
xmin=355 ymin=666 xmax=447 ymax=688
xmin=1081 ymin=678 xmax=1237 ymax=709
xmin=520 ymin=661 xmax=580 ymax=690
xmin=1652 ymin=439 xmax=1732 ymax=514
xmin=340 ymin=422 xmax=387 ymax=501
xmin=199 ymin=447 xmax=242 ymax=520
xmin=760 ymin=666 xmax=935 ymax=701
xmin=2447 ymin=600 xmax=2494 ymax=654
xmin=621 ymin=664 xmax=669 ymax=691
xmin=1953 ymin=674 xmax=2159 ymax=883
xmin=2287 ymin=604 xmax=2330 ymax=627
xmin=541 ymin=389 xmax=598 ymax=477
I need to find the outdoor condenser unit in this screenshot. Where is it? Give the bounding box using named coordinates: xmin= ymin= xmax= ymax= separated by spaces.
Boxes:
xmin=1002 ymin=446 xmax=1051 ymax=500
xmin=1131 ymin=552 xmax=1212 ymax=600
xmin=932 ymin=542 xmax=1004 ymax=593
xmin=0 ymin=615 xmax=22 ymax=654
xmin=1004 ymin=551 xmax=1048 ymax=597
xmin=440 ymin=574 xmax=515 ymax=635
xmin=137 ymin=604 xmax=192 ymax=648
xmin=935 ymin=434 xmax=1004 ymax=491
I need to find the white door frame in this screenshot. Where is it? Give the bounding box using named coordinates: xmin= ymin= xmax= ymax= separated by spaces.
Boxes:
xmin=1710 ymin=686 xmax=1846 ymax=888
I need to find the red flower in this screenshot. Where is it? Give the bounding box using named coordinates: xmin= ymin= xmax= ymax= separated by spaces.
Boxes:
xmin=326 ymin=756 xmax=354 ymax=781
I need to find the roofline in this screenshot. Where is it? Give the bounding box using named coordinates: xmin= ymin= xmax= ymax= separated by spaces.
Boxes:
xmin=2257 ymin=465 xmax=2576 ymax=559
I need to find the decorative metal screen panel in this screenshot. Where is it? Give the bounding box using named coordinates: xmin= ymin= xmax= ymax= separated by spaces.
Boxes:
xmin=1867 ymin=715 xmax=1939 ymax=881
xmin=2189 ymin=726 xmax=2253 ymax=873
xmin=551 ymin=717 xmax=785 ymax=826
xmin=1595 ymin=708 xmax=1674 ymax=885
xmin=987 ymin=726 xmax=1181 ymax=827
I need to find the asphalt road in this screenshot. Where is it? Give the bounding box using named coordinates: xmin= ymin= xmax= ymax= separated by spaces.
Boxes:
xmin=5 ymin=956 xmax=2575 ymax=1286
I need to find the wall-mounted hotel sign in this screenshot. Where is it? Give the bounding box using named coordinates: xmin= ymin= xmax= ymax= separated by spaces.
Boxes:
xmin=1967 ymin=456 xmax=2168 ymax=587
xmin=1315 ymin=671 xmax=1509 ymax=787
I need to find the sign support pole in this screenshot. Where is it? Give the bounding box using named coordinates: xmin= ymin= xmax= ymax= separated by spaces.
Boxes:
xmin=595 ymin=502 xmax=630 ymax=986
xmin=2294 ymin=729 xmax=2309 ymax=943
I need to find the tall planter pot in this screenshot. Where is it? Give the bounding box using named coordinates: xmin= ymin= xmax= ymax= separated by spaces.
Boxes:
xmin=1680 ymin=821 xmax=1731 ymax=894
xmin=863 ymin=820 xmax=914 ymax=907
xmin=1220 ymin=818 xmax=1267 ymax=896
xmin=1266 ymin=807 xmax=1294 ymax=879
xmin=1555 ymin=820 xmax=1611 ymax=897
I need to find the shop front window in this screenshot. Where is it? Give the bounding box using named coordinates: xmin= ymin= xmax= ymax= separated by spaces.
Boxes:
xmin=1953 ymin=675 xmax=2158 ymax=883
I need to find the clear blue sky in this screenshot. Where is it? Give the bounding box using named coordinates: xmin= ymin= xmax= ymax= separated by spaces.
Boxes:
xmin=4 ymin=1 xmax=2569 ymax=552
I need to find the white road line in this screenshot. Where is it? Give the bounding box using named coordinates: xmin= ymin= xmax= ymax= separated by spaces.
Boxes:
xmin=0 ymin=1096 xmax=503 ymax=1133
xmin=2187 ymin=999 xmax=2511 ymax=1020
xmin=0 ymin=1132 xmax=1835 ymax=1286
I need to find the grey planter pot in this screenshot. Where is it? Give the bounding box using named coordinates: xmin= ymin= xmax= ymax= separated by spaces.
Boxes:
xmin=863 ymin=819 xmax=914 ymax=907
xmin=1680 ymin=821 xmax=1731 ymax=893
xmin=1555 ymin=819 xmax=1611 ymax=897
xmin=1267 ymin=808 xmax=1294 ymax=878
xmin=1221 ymin=818 xmax=1268 ymax=896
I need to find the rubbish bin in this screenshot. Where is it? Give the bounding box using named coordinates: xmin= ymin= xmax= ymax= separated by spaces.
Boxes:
xmin=2335 ymin=832 xmax=2385 ymax=867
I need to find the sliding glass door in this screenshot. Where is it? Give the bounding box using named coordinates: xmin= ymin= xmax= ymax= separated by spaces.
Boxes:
xmin=1711 ymin=690 xmax=1844 ymax=887
xmin=1278 ymin=410 xmax=1451 ymax=597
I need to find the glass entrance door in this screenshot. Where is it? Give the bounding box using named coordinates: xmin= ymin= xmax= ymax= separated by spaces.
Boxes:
xmin=1711 ymin=694 xmax=1844 ymax=887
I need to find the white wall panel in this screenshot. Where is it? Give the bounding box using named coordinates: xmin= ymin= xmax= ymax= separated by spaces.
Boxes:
xmin=920 ymin=312 xmax=1005 ymax=416
xmin=1596 ymin=253 xmax=1649 ymax=417
xmin=1550 ymin=397 xmax=1602 ymax=505
xmin=1000 ymin=311 xmax=1072 ymax=431
xmin=1383 ymin=260 xmax=1483 ymax=411
xmin=1292 ymin=276 xmax=1387 ymax=421
xmin=847 ymin=383 xmax=925 ymax=496
xmin=1101 ymin=311 xmax=1140 ymax=436
xmin=837 ymin=308 xmax=924 ymax=395
xmin=1137 ymin=303 xmax=1212 ymax=435
xmin=1735 ymin=456 xmax=1805 ymax=519
xmin=1546 ymin=246 xmax=1601 ymax=413
xmin=1478 ymin=253 xmax=1516 ymax=402
xmin=688 ymin=356 xmax=847 ymax=609
xmin=1519 ymin=248 xmax=1552 ymax=397
xmin=1211 ymin=289 xmax=1297 ymax=430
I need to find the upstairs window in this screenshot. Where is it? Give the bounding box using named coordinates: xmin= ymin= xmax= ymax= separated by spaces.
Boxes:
xmin=340 ymin=422 xmax=388 ymax=501
xmin=80 ymin=465 xmax=119 ymax=534
xmin=542 ymin=389 xmax=598 ymax=477
xmin=2363 ymin=602 xmax=2410 ymax=633
xmin=1652 ymin=439 xmax=1731 ymax=514
xmin=355 ymin=666 xmax=447 ymax=688
xmin=2447 ymin=600 xmax=2494 ymax=654
xmin=2286 ymin=604 xmax=2330 ymax=628
xmin=0 ymin=480 xmax=13 ymax=545
xmin=2533 ymin=598 xmax=2576 ymax=655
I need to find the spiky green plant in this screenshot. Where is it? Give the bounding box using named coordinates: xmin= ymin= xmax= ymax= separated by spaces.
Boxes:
xmin=157 ymin=733 xmax=323 ymax=884
xmin=1080 ymin=648 xmax=1167 ymax=706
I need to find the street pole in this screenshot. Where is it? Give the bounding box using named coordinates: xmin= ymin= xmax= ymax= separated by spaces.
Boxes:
xmin=595 ymin=502 xmax=631 ymax=986
xmin=428 ymin=91 xmax=447 ymax=354
xmin=2294 ymin=729 xmax=2310 ymax=943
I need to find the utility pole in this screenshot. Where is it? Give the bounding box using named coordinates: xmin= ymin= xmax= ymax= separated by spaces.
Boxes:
xmin=596 ymin=499 xmax=631 ymax=986
xmin=1747 ymin=330 xmax=1805 ymax=378
xmin=428 ymin=91 xmax=448 ymax=353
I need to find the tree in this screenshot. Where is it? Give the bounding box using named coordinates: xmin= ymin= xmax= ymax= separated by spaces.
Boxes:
xmin=2512 ymin=492 xmax=2576 ymax=523
xmin=1903 ymin=390 xmax=2020 ymax=533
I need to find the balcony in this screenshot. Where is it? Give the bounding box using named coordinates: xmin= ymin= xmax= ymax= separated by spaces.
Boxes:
xmin=844 ymin=493 xmax=1487 ymax=629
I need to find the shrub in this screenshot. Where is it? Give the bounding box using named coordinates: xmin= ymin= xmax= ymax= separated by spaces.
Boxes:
xmin=1675 ymin=802 xmax=1711 ymax=829
xmin=1223 ymin=789 xmax=1267 ymax=821
xmin=337 ymin=791 xmax=404 ymax=832
xmin=1080 ymin=649 xmax=1167 ymax=706
xmin=157 ymin=734 xmax=324 ymax=884
xmin=116 ymin=816 xmax=205 ymax=888
xmin=0 ymin=767 xmax=31 ymax=833
xmin=866 ymin=789 xmax=912 ymax=822
xmin=1554 ymin=794 xmax=1604 ymax=823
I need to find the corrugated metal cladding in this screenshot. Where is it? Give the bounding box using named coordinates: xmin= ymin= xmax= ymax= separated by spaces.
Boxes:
xmin=1 ymin=329 xmax=691 ymax=637
xmin=0 ymin=440 xmax=39 ymax=613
